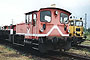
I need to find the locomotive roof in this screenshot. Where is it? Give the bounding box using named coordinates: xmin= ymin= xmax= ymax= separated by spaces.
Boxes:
xmin=25 ymin=7 xmax=71 ymax=15
xmin=25 ymin=11 xmax=38 ymax=15
xmin=40 ymin=7 xmax=71 ymax=15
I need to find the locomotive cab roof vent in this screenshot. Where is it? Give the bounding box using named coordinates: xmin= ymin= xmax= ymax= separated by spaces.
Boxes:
xmin=51 ymin=4 xmax=56 ymax=8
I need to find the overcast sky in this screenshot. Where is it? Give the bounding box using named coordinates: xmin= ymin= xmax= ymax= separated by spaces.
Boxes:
xmin=0 ymin=0 xmax=90 ymax=28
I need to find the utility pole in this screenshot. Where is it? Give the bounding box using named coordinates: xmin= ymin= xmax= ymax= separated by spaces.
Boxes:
xmin=12 ymin=19 xmax=13 ymax=25
xmin=85 ymin=13 xmax=87 ymax=33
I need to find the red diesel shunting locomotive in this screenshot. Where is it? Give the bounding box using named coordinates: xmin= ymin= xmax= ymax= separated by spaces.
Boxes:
xmin=0 ymin=7 xmax=72 ymax=53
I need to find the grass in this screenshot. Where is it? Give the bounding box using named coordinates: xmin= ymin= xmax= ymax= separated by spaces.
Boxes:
xmin=0 ymin=45 xmax=34 ymax=60
xmin=81 ymin=32 xmax=90 ymax=45
xmin=86 ymin=34 xmax=90 ymax=40
xmin=84 ymin=32 xmax=90 ymax=40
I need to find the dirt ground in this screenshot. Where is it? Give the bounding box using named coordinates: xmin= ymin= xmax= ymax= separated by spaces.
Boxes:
xmin=0 ymin=45 xmax=34 ymax=60
xmin=0 ymin=42 xmax=51 ymax=60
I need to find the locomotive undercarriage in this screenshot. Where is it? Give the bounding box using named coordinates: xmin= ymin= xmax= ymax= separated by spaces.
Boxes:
xmin=0 ymin=29 xmax=72 ymax=53
xmin=27 ymin=36 xmax=72 ymax=53
xmin=71 ymin=37 xmax=85 ymax=46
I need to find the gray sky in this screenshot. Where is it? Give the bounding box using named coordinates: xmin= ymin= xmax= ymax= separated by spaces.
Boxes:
xmin=0 ymin=0 xmax=90 ymax=28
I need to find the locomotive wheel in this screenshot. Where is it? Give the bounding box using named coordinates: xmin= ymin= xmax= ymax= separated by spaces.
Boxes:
xmin=63 ymin=41 xmax=71 ymax=51
xmin=38 ymin=43 xmax=47 ymax=53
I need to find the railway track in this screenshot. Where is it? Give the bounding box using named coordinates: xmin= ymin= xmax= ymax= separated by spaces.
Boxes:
xmin=64 ymin=51 xmax=90 ymax=60
xmin=44 ymin=50 xmax=90 ymax=60
xmin=0 ymin=40 xmax=90 ymax=60
xmin=74 ymin=44 xmax=90 ymax=49
xmin=47 ymin=56 xmax=62 ymax=60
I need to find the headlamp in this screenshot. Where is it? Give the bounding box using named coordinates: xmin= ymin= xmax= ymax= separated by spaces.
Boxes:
xmin=40 ymin=28 xmax=44 ymax=32
xmin=55 ymin=11 xmax=58 ymax=15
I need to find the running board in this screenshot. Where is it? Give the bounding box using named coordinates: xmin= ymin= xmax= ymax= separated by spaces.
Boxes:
xmin=32 ymin=43 xmax=39 ymax=45
xmin=13 ymin=43 xmax=25 ymax=46
xmin=32 ymin=47 xmax=39 ymax=50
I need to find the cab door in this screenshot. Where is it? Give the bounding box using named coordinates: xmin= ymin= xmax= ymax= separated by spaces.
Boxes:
xmin=32 ymin=13 xmax=37 ymax=38
xmin=25 ymin=13 xmax=33 ymax=39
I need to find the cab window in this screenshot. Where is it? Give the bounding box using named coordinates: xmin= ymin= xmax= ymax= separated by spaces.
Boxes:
xmin=33 ymin=14 xmax=37 ymax=26
xmin=29 ymin=14 xmax=32 ymax=23
xmin=40 ymin=11 xmax=51 ymax=22
xmin=27 ymin=14 xmax=32 ymax=23
xmin=60 ymin=13 xmax=69 ymax=24
xmin=25 ymin=14 xmax=32 ymax=24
